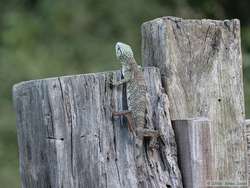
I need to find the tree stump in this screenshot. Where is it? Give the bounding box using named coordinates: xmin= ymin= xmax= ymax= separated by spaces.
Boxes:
xmin=13 ymin=67 xmax=182 ymax=188
xmin=142 ymin=17 xmax=247 ymax=187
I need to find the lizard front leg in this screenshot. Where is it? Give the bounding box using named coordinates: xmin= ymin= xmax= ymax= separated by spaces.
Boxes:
xmin=112 ymin=110 xmax=136 ymax=136
xmin=111 ymin=73 xmax=134 ymax=135
xmin=111 ymin=74 xmax=131 ymax=86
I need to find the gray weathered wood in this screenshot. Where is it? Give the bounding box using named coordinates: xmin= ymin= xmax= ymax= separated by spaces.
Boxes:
xmin=246 ymin=119 xmax=250 ymax=186
xmin=142 ymin=17 xmax=247 ymax=186
xmin=172 ymin=118 xmax=212 ymax=188
xmin=13 ymin=67 xmax=182 ymax=188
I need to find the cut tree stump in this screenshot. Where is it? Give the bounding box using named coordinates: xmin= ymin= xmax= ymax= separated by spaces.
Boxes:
xmin=142 ymin=17 xmax=247 ymax=187
xmin=13 ymin=67 xmax=182 ymax=188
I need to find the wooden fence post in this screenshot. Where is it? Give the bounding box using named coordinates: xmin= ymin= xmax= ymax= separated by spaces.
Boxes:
xmin=13 ymin=67 xmax=182 ymax=188
xmin=142 ymin=16 xmax=247 ymax=186
xmin=172 ymin=118 xmax=212 ymax=187
xmin=246 ymin=119 xmax=250 ymax=186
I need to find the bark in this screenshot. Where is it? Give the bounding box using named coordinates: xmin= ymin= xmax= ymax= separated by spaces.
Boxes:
xmin=142 ymin=16 xmax=247 ymax=187
xmin=13 ymin=67 xmax=182 ymax=188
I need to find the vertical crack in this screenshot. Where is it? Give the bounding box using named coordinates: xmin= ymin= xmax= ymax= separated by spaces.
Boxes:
xmin=105 ymin=173 xmax=108 ymax=188
xmin=204 ymin=26 xmax=211 ymax=44
xmin=47 ymin=91 xmax=55 ymax=138
xmin=202 ymin=25 xmax=211 ymax=56
xmin=58 ymin=78 xmax=64 ymax=100
xmin=115 ymin=159 xmax=121 ymax=185
xmin=58 ymin=77 xmax=74 ymax=177
xmin=98 ymin=129 xmax=102 ymax=153
xmin=109 ymin=71 xmax=125 ymax=185
xmin=70 ymin=116 xmax=74 ymax=177
xmin=186 ymin=34 xmax=192 ymax=59
xmin=112 ymin=121 xmax=121 ymax=185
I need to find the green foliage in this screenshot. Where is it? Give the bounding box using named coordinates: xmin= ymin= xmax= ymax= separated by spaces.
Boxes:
xmin=0 ymin=0 xmax=249 ymax=186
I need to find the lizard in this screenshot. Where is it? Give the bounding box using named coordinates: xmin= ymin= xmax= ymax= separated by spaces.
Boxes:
xmin=111 ymin=42 xmax=160 ymax=185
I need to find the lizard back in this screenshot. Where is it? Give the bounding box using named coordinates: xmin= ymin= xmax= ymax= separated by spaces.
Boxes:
xmin=123 ymin=60 xmax=147 ymax=130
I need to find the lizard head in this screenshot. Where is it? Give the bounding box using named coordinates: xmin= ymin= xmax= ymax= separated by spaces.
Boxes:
xmin=115 ymin=42 xmax=134 ymax=62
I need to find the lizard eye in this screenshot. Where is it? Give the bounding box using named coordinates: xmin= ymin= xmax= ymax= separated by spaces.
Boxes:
xmin=117 ymin=47 xmax=122 ymax=55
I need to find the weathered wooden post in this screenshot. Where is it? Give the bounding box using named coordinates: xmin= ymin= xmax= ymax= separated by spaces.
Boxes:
xmin=246 ymin=119 xmax=250 ymax=185
xmin=173 ymin=118 xmax=212 ymax=188
xmin=142 ymin=16 xmax=247 ymax=187
xmin=13 ymin=68 xmax=182 ymax=188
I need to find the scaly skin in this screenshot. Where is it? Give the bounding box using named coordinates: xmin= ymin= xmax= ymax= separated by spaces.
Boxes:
xmin=112 ymin=42 xmax=159 ymax=186
xmin=112 ymin=42 xmax=146 ymax=133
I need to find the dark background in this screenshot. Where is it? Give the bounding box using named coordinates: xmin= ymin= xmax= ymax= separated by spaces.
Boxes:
xmin=0 ymin=0 xmax=249 ymax=186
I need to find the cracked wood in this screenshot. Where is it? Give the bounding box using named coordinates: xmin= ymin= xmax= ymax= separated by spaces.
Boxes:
xmin=142 ymin=16 xmax=247 ymax=186
xmin=13 ymin=67 xmax=182 ymax=188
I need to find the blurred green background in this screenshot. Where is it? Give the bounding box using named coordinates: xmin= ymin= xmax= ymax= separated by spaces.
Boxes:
xmin=0 ymin=0 xmax=249 ymax=187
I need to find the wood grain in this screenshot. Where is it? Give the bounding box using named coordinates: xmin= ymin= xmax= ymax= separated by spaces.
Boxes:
xmin=173 ymin=118 xmax=212 ymax=188
xmin=13 ymin=67 xmax=182 ymax=188
xmin=246 ymin=119 xmax=250 ymax=186
xmin=142 ymin=16 xmax=247 ymax=186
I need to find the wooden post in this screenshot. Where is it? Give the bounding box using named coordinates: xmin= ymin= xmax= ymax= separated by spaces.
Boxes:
xmin=142 ymin=17 xmax=247 ymax=186
xmin=13 ymin=67 xmax=182 ymax=188
xmin=246 ymin=119 xmax=250 ymax=186
xmin=172 ymin=118 xmax=212 ymax=188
